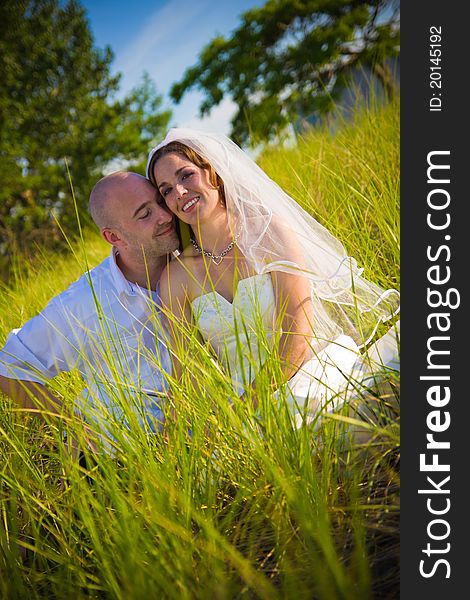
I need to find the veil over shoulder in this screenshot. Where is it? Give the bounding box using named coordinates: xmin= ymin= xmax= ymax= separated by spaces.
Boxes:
xmin=146 ymin=128 xmax=400 ymax=348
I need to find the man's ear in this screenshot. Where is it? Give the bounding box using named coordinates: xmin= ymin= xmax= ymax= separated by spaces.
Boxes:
xmin=102 ymin=228 xmax=125 ymax=247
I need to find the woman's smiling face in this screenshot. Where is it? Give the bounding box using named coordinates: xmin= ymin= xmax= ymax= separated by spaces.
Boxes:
xmin=153 ymin=152 xmax=221 ymax=225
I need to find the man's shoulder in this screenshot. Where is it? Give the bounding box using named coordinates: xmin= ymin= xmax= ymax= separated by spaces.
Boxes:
xmin=49 ymin=255 xmax=116 ymax=314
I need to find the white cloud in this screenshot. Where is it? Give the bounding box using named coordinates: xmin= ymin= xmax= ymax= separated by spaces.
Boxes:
xmin=112 ymin=0 xmax=265 ymax=139
xmin=172 ymin=95 xmax=236 ymax=136
xmin=115 ymin=0 xmax=219 ymax=93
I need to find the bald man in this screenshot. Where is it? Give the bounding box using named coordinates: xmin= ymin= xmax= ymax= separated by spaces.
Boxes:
xmin=0 ymin=172 xmax=180 ymax=440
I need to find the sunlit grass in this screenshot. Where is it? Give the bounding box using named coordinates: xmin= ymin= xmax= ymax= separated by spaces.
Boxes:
xmin=258 ymin=95 xmax=399 ymax=291
xmin=1 ymin=98 xmax=400 ymax=599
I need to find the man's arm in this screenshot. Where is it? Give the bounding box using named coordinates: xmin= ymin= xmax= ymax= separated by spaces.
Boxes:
xmin=0 ymin=290 xmax=84 ymax=413
xmin=0 ymin=374 xmax=96 ymax=457
xmin=0 ymin=374 xmax=68 ymax=420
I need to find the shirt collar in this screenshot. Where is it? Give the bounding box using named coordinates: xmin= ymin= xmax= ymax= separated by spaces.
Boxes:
xmin=109 ymin=247 xmax=162 ymax=301
xmin=109 ymin=247 xmax=136 ymax=297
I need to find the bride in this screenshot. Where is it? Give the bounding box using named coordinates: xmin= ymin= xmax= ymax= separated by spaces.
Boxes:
xmin=146 ymin=128 xmax=400 ymax=426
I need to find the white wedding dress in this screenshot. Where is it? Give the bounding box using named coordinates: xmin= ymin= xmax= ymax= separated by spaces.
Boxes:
xmin=191 ymin=273 xmax=400 ymax=428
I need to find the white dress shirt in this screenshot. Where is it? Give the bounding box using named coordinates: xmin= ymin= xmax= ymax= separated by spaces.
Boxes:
xmin=0 ymin=248 xmax=171 ymax=433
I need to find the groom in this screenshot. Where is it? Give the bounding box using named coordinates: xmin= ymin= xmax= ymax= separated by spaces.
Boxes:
xmin=0 ymin=171 xmax=180 ymax=437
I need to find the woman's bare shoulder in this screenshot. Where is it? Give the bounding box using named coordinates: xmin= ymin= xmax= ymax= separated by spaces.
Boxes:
xmin=159 ymin=257 xmax=187 ymax=301
xmin=270 ymin=214 xmax=297 ymax=241
xmin=159 ymin=251 xmax=205 ymax=301
xmin=259 ymin=214 xmax=304 ymax=265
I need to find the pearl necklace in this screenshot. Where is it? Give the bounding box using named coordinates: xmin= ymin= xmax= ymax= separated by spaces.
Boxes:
xmin=190 ymin=234 xmax=240 ymax=266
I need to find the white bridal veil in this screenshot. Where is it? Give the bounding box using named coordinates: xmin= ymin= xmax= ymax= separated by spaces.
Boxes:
xmin=146 ymin=128 xmax=400 ymax=348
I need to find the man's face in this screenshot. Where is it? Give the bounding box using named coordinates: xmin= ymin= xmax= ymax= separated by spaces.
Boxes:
xmin=111 ymin=178 xmax=180 ymax=262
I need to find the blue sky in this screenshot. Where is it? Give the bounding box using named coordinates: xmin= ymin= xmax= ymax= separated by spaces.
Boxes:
xmin=81 ymin=0 xmax=264 ymax=135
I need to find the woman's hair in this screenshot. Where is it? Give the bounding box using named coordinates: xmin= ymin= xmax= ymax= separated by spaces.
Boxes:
xmin=147 ymin=141 xmax=226 ymax=206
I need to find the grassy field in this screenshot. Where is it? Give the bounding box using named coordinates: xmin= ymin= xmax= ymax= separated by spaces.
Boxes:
xmin=0 ymin=98 xmax=400 ymax=599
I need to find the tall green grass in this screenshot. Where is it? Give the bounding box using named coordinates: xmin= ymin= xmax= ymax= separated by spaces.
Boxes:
xmin=0 ymin=98 xmax=400 ymax=599
xmin=258 ymin=95 xmax=399 ymax=291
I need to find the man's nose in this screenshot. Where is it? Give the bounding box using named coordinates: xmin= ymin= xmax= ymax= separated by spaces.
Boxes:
xmin=155 ymin=203 xmax=173 ymax=224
